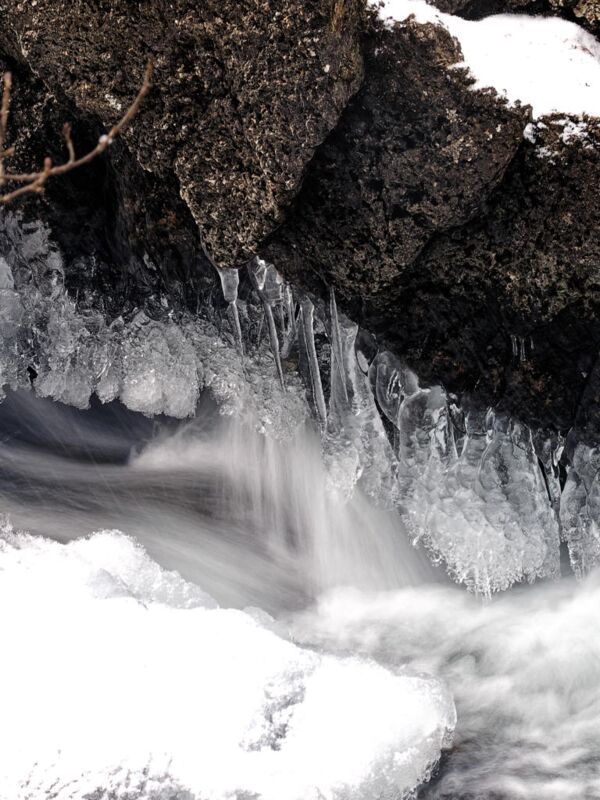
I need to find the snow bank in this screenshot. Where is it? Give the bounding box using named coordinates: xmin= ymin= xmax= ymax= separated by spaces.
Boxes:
xmin=0 ymin=527 xmax=455 ymax=800
xmin=372 ymin=0 xmax=600 ymax=118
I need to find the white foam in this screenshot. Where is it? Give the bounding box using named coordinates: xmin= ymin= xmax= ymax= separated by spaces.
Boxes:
xmin=372 ymin=0 xmax=600 ymax=118
xmin=290 ymin=577 xmax=600 ymax=798
xmin=0 ymin=527 xmax=455 ymax=800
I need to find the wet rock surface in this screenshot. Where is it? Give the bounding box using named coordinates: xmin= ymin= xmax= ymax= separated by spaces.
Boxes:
xmin=0 ymin=1 xmax=598 ymax=440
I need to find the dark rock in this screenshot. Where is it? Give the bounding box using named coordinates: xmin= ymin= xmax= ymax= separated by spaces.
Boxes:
xmin=264 ymin=20 xmax=600 ymax=440
xmin=0 ymin=2 xmax=599 ymax=443
xmin=0 ymin=0 xmax=365 ymax=265
xmin=265 ymin=20 xmax=529 ymax=296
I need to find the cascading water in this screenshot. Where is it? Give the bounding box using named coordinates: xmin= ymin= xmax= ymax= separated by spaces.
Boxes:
xmin=1 ymin=212 xmax=600 ymax=799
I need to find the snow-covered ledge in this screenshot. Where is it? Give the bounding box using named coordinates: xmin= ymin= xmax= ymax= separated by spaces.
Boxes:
xmin=371 ymin=0 xmax=600 ymax=118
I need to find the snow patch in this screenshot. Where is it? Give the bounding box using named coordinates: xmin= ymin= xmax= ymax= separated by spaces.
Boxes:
xmin=372 ymin=0 xmax=600 ymax=118
xmin=0 ymin=526 xmax=455 ymax=800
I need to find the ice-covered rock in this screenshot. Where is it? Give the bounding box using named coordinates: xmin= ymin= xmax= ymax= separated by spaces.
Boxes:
xmin=0 ymin=526 xmax=455 ymax=800
xmin=0 ymin=215 xmax=308 ymax=437
xmin=367 ymin=353 xmax=561 ymax=594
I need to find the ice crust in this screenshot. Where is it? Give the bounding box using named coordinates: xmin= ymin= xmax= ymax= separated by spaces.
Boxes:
xmin=371 ymin=0 xmax=600 ymax=119
xmin=0 ymin=525 xmax=455 ymax=800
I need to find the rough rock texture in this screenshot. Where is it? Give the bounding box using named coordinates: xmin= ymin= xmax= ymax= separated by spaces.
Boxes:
xmin=265 ymin=20 xmax=600 ymax=436
xmin=0 ymin=1 xmax=599 ymax=441
xmin=0 ymin=52 xmax=212 ymax=317
xmin=265 ymin=21 xmax=529 ymax=297
xmin=0 ymin=0 xmax=365 ymax=265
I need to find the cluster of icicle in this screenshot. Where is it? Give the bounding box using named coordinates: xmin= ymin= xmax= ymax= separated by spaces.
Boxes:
xmin=218 ymin=258 xmax=597 ymax=595
xmin=0 ymin=215 xmax=307 ymax=438
xmin=0 ymin=213 xmax=598 ymax=594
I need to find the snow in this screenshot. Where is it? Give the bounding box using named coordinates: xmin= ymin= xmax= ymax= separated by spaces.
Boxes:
xmin=0 ymin=526 xmax=455 ymax=800
xmin=372 ymin=0 xmax=600 ymax=118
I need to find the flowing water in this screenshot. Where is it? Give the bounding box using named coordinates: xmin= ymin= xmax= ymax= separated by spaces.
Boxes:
xmin=1 ymin=387 xmax=600 ymax=799
xmin=0 ymin=389 xmax=434 ymax=611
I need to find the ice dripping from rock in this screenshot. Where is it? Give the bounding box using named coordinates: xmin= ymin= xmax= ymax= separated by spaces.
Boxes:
xmin=0 ymin=212 xmax=597 ymax=594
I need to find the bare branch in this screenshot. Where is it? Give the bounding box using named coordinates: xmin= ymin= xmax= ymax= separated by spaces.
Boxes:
xmin=0 ymin=62 xmax=153 ymax=203
xmin=1 ymin=157 xmax=52 ymax=203
xmin=62 ymin=123 xmax=75 ymax=164
xmin=0 ymin=71 xmax=12 ymax=186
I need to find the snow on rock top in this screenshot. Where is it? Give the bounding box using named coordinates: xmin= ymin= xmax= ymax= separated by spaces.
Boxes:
xmin=371 ymin=0 xmax=600 ymax=118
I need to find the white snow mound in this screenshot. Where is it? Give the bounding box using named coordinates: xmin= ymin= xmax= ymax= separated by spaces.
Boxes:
xmin=0 ymin=527 xmax=455 ymax=800
xmin=372 ymin=0 xmax=600 ymax=118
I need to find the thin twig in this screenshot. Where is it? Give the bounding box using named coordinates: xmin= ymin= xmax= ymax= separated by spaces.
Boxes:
xmin=62 ymin=123 xmax=75 ymax=163
xmin=0 ymin=62 xmax=152 ymax=203
xmin=0 ymin=71 xmax=12 ymax=186
xmin=1 ymin=157 xmax=52 ymax=203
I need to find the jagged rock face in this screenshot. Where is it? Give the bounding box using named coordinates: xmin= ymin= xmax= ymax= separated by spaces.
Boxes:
xmin=264 ymin=21 xmax=529 ymax=296
xmin=0 ymin=0 xmax=365 ymax=265
xmin=265 ymin=20 xmax=600 ymax=437
xmin=0 ymin=1 xmax=599 ymax=440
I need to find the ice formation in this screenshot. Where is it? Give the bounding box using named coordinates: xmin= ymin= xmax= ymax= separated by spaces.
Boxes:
xmin=0 ymin=525 xmax=455 ymax=800
xmin=0 ymin=214 xmax=307 ymax=437
xmin=560 ymin=442 xmax=600 ymax=578
xmin=216 ymin=266 xmax=244 ymax=356
xmin=299 ymin=296 xmax=328 ymax=427
xmin=1 ymin=212 xmax=599 ymax=593
xmin=248 ymin=257 xmax=286 ymax=389
xmin=371 ymin=0 xmax=600 ymax=118
xmin=390 ymin=385 xmax=560 ymax=593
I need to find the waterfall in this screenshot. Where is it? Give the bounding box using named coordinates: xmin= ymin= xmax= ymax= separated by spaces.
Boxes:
xmin=1 ymin=213 xmax=600 ymax=800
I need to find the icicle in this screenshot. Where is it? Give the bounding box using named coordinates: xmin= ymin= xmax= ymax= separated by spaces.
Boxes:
xmin=248 ymin=258 xmax=285 ymax=390
xmin=329 ymin=289 xmax=349 ymax=406
xmin=371 ymin=352 xmax=402 ymax=428
xmin=560 ymin=442 xmax=600 ymax=577
xmin=281 ymin=285 xmax=297 ymax=360
xmin=510 ymin=334 xmax=528 ymax=363
xmin=263 ymin=266 xmax=285 ymax=390
xmin=371 ymin=351 xmax=419 ymax=429
xmin=300 ymin=297 xmax=327 ymax=427
xmin=217 ymin=267 xmax=243 ymax=356
xmin=247 ymin=257 xmax=267 ymax=292
xmin=265 ymin=303 xmax=285 ymax=389
xmin=532 ymin=430 xmax=564 ymax=516
xmin=511 ymin=334 xmax=518 ymax=358
xmin=285 ymin=285 xmax=296 ymax=338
